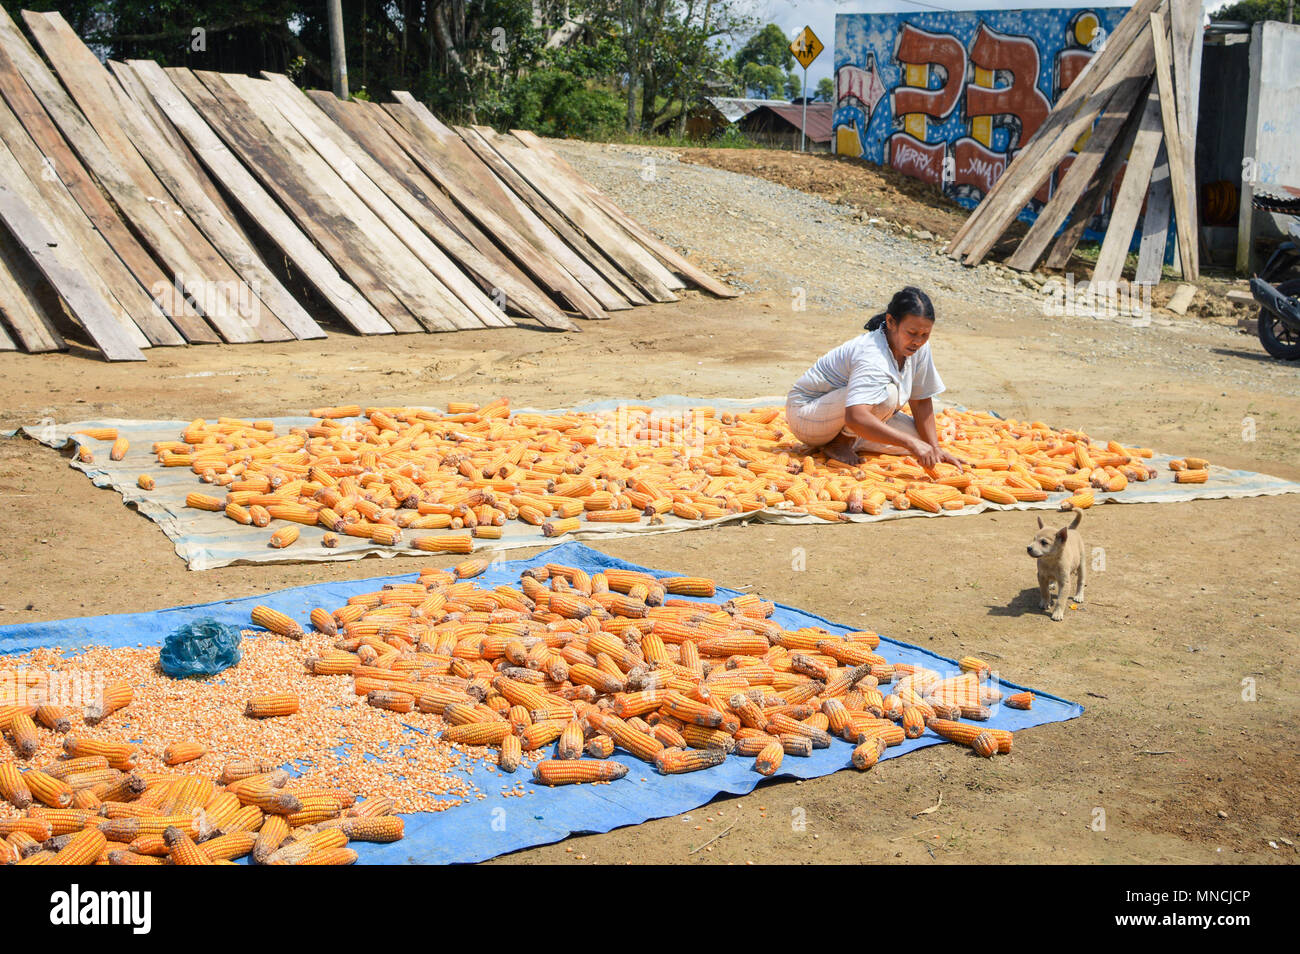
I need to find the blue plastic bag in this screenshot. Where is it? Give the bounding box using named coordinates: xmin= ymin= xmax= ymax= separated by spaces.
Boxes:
xmin=158 ymin=617 xmax=242 ymax=678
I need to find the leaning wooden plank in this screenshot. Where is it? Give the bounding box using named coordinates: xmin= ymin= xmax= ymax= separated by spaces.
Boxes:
xmin=0 ymin=109 xmax=150 ymax=356
xmin=393 ymin=93 xmax=677 ymax=303
xmin=0 ymin=227 xmax=64 ymax=352
xmin=1149 ymin=9 xmax=1198 ymax=280
xmin=961 ymin=22 xmax=1156 ymax=267
xmin=169 ymin=67 xmax=420 ymax=333
xmin=451 ymin=125 xmax=634 ymax=309
xmin=1168 ymin=0 xmax=1201 ymax=278
xmin=293 ymin=88 xmax=576 ymax=331
xmin=1092 ymin=85 xmax=1166 ymax=284
xmin=251 ymin=76 xmax=513 ymax=330
xmin=109 ymin=60 xmax=251 ymax=250
xmin=1008 ymin=62 xmax=1153 ymax=272
xmin=461 ymin=125 xmax=642 ymax=307
xmin=460 ymin=125 xmax=668 ymax=304
xmin=212 ymin=73 xmax=476 ymax=333
xmin=509 ymin=128 xmax=737 ymax=298
xmin=0 ymin=171 xmax=143 ymax=360
xmin=357 ymin=99 xmax=580 ymax=315
xmin=127 ymin=62 xmax=392 ymax=336
xmin=382 ymin=95 xmax=613 ymax=318
xmin=307 ymin=94 xmax=553 ymax=314
xmin=0 ymin=129 xmax=151 ymax=357
xmin=0 ymin=285 xmax=17 ymax=348
xmin=1136 ymin=144 xmax=1174 ymax=284
xmin=948 ymin=0 xmax=1166 ymax=257
xmin=0 ymin=9 xmax=254 ymax=344
xmin=23 ymin=11 xmax=295 ymax=343
xmin=1043 ymin=79 xmax=1151 ymax=270
xmin=0 ymin=35 xmax=213 ymax=343
xmin=0 ymin=89 xmax=182 ymax=348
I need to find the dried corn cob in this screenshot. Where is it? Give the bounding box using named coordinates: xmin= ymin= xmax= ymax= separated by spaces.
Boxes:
xmin=244 ymin=694 xmax=300 ymax=719
xmin=532 ymin=759 xmax=628 ymax=785
xmin=163 ymin=742 xmax=207 ymax=766
xmin=250 ymin=606 xmax=303 ymax=639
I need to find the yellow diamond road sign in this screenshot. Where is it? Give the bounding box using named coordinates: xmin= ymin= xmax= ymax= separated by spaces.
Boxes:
xmin=790 ymin=25 xmax=823 ymax=71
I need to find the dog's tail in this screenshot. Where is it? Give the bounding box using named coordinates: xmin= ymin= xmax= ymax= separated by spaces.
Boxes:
xmin=1068 ymin=510 xmax=1083 ymax=531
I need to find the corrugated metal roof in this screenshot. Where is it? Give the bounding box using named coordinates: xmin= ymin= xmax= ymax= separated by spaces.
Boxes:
xmin=740 ymin=103 xmax=835 ymax=143
xmin=705 ymin=96 xmax=791 ymax=123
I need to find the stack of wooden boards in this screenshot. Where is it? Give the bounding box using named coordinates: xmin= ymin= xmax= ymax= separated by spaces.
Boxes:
xmin=0 ymin=9 xmax=736 ymax=362
xmin=946 ymin=0 xmax=1203 ymax=285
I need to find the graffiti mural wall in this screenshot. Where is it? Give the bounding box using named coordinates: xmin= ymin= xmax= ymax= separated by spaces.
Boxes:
xmin=834 ymin=6 xmax=1130 ymax=221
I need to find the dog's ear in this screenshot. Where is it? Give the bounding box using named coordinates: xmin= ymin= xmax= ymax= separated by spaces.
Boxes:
xmin=1056 ymin=526 xmax=1069 ymax=542
xmin=1037 ymin=516 xmax=1045 ymax=529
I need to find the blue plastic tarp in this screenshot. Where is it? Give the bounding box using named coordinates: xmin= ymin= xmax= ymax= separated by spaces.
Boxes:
xmin=0 ymin=542 xmax=1084 ymax=864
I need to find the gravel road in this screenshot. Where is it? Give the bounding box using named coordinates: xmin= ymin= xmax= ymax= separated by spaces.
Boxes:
xmin=554 ymin=141 xmax=1300 ymax=404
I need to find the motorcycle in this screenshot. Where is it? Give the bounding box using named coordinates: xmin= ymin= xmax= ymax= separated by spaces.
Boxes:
xmin=1252 ymin=274 xmax=1300 ymax=360
xmin=1251 ymin=196 xmax=1300 ymax=360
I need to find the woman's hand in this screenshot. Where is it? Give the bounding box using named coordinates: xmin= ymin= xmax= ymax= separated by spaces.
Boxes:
xmin=938 ymin=448 xmax=966 ymax=471
xmin=909 ymin=438 xmax=942 ymax=469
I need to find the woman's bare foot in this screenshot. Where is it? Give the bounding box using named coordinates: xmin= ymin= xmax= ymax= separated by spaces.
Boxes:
xmin=818 ymin=434 xmax=861 ymax=465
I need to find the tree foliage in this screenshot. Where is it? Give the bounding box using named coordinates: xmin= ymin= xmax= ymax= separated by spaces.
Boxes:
xmin=1211 ymin=1 xmax=1295 ymax=24
xmin=0 ymin=1 xmax=769 ymax=137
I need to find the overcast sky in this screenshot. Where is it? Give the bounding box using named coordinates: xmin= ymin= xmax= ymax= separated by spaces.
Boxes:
xmin=741 ymin=0 xmax=1237 ymax=92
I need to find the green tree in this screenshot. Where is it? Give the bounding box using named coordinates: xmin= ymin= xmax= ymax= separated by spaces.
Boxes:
xmin=783 ymin=70 xmax=800 ymax=100
xmin=1211 ymin=1 xmax=1295 ymax=23
xmin=741 ymin=61 xmax=785 ymax=98
xmin=735 ymin=22 xmax=794 ymax=71
xmin=816 ymin=76 xmax=834 ymax=102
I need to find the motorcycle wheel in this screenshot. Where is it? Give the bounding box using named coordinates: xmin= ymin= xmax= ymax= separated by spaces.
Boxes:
xmin=1258 ymin=278 xmax=1300 ymax=361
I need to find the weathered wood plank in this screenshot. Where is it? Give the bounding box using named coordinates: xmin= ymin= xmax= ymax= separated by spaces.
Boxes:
xmin=251 ymin=76 xmax=512 ymax=330
xmin=461 ymin=125 xmax=643 ymax=307
xmin=1092 ymin=85 xmax=1166 ymax=284
xmin=108 ymin=59 xmax=251 ymax=250
xmin=169 ymin=67 xmax=421 ymax=333
xmin=353 ymin=99 xmax=558 ymax=304
xmin=24 ymin=12 xmax=297 ymax=343
xmin=1135 ymin=143 xmax=1174 ymax=284
xmin=460 ymin=125 xmax=637 ymax=308
xmin=1043 ymin=80 xmax=1151 ymax=271
xmin=961 ymin=24 xmax=1155 ymax=267
xmin=1010 ymin=67 xmax=1152 ymax=271
xmin=1150 ymin=9 xmax=1198 ymax=280
xmin=296 ymin=87 xmax=577 ymax=330
xmin=0 ymin=87 xmax=183 ymax=348
xmin=128 ymin=61 xmax=393 ymax=336
xmin=0 ymin=8 xmax=254 ymax=343
xmin=510 ymin=128 xmax=737 ymax=298
xmin=0 ymin=226 xmax=64 ymax=352
xmin=212 ymin=72 xmax=474 ymax=333
xmin=0 ymin=152 xmax=143 ymax=360
xmin=393 ymin=93 xmax=678 ymax=302
xmin=381 ymin=96 xmax=611 ymax=318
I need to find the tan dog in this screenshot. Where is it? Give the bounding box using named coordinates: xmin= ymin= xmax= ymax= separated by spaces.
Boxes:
xmin=1026 ymin=511 xmax=1086 ymax=621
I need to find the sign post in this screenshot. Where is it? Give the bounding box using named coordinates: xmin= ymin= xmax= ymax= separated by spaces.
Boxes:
xmin=790 ymin=25 xmax=824 ymax=152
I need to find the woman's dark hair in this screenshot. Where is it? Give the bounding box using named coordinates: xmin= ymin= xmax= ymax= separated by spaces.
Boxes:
xmin=865 ymin=286 xmax=935 ymax=331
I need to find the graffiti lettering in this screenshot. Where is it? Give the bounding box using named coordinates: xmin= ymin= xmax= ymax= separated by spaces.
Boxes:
xmin=836 ymin=58 xmax=886 ymax=115
xmin=952 ymin=139 xmax=1008 ymax=196
xmin=893 ymin=23 xmax=967 ymax=120
xmin=965 ymin=23 xmax=1052 ymax=150
xmin=888 ymin=135 xmax=946 ymax=186
xmin=833 ymin=9 xmax=1122 ymax=212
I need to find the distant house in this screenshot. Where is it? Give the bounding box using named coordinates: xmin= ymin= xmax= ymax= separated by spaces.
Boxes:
xmin=676 ymin=97 xmax=791 ymax=139
xmin=736 ymin=103 xmax=835 ymax=152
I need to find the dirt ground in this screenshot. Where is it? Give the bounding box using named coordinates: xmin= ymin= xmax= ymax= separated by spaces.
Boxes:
xmin=2 ymin=143 xmax=1298 ymax=865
